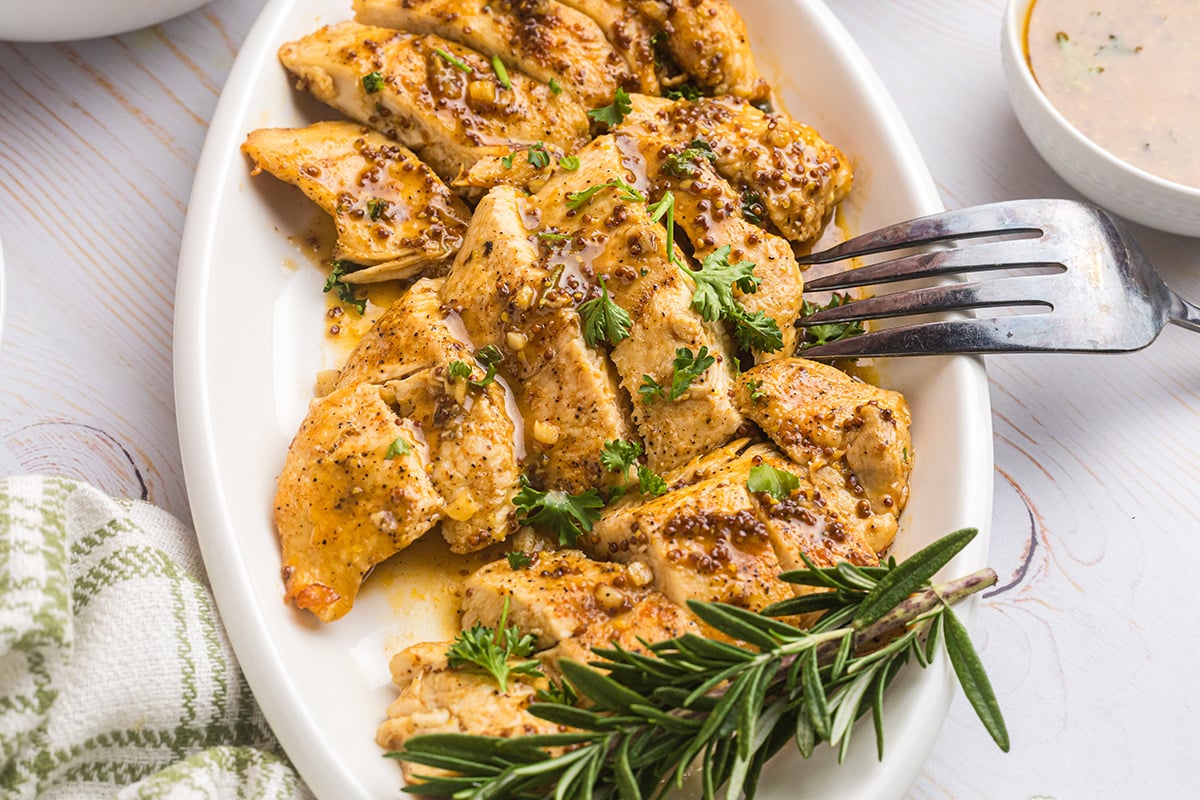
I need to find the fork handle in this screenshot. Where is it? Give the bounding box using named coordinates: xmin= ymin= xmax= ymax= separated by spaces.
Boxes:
xmin=1169 ymin=292 xmax=1200 ymax=333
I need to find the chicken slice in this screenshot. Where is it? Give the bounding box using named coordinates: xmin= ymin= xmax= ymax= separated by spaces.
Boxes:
xmin=618 ymin=95 xmax=853 ymax=244
xmin=619 ymin=131 xmax=805 ymax=358
xmin=440 ymin=185 xmax=633 ymax=492
xmin=279 ymin=21 xmax=589 ymax=182
xmin=243 ymin=122 xmax=470 ymax=283
xmin=636 ymin=0 xmax=769 ymax=102
xmin=736 ymin=358 xmax=913 ymax=552
xmin=336 ymin=279 xmax=524 ymax=552
xmin=461 ymin=551 xmax=700 ymax=655
xmin=274 ymin=382 xmax=442 ymax=622
xmin=376 ymin=641 xmax=558 ymax=783
xmin=353 ymin=0 xmax=631 ymax=108
xmin=551 ymin=0 xmax=660 ymax=93
xmin=531 ymin=136 xmax=744 ymax=471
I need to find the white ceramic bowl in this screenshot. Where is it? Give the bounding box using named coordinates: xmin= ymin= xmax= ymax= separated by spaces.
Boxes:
xmin=1001 ymin=0 xmax=1200 ymax=237
xmin=0 ymin=0 xmax=209 ymax=42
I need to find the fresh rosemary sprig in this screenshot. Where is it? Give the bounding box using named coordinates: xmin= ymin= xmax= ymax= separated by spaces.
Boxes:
xmin=390 ymin=528 xmax=1007 ymax=798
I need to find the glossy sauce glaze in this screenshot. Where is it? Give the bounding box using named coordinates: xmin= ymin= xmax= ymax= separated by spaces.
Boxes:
xmin=1026 ymin=0 xmax=1200 ymax=187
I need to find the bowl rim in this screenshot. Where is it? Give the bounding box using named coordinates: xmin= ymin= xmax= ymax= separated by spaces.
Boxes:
xmin=1002 ymin=0 xmax=1200 ymax=200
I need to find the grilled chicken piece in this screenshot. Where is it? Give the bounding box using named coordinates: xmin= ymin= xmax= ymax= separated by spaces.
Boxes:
xmin=440 ymin=185 xmax=633 ymax=492
xmin=243 ymin=122 xmax=470 ymax=283
xmin=337 ymin=279 xmax=524 ymax=552
xmin=552 ymin=0 xmax=660 ymax=93
xmin=275 ymin=382 xmax=442 ymax=622
xmin=618 ymin=95 xmax=853 ymax=244
xmin=531 ymin=136 xmax=744 ymax=471
xmin=462 ymin=551 xmax=701 ymax=657
xmin=376 ymin=641 xmax=558 ymax=783
xmin=353 ymin=0 xmax=631 ymax=108
xmin=279 ymin=21 xmax=589 ymax=181
xmin=736 ymin=358 xmax=912 ymax=552
xmin=622 ymin=132 xmax=805 ymax=357
xmin=590 ymin=438 xmax=880 ymax=614
xmin=636 ymin=0 xmax=769 ymax=102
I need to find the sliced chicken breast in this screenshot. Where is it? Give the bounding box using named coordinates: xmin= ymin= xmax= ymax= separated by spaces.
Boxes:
xmin=279 ymin=21 xmax=590 ymax=181
xmin=353 ymin=0 xmax=631 ymax=108
xmin=243 ymin=121 xmax=470 ymax=283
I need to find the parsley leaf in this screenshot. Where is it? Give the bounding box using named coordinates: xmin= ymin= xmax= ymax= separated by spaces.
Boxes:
xmin=664 ymin=82 xmax=703 ymax=101
xmin=639 ymin=375 xmax=665 ymax=403
xmin=512 ymin=475 xmax=604 ymax=546
xmin=680 ymin=244 xmax=760 ymax=322
xmin=507 ymin=551 xmax=532 ymax=570
xmin=446 ymin=597 xmax=542 ymax=692
xmin=662 ymin=139 xmax=716 ymax=177
xmin=538 ymin=231 xmax=571 ymax=242
xmin=746 ymin=463 xmax=800 ymax=501
xmin=566 ymin=178 xmax=645 ymax=210
xmin=471 ymin=344 xmax=504 ymax=388
xmin=448 ymin=360 xmax=473 ymax=381
xmin=578 ymin=276 xmax=631 ymax=348
xmin=434 ymin=47 xmax=473 ymax=73
xmin=361 ymin=71 xmax=385 ymax=93
xmin=366 ymin=197 xmax=388 ymax=221
xmin=637 ymin=465 xmax=669 ymax=497
xmin=559 ymin=154 xmax=580 ymax=171
xmin=491 ymin=55 xmax=511 ymax=89
xmin=587 ymin=87 xmax=633 ymax=126
xmin=324 ymin=261 xmax=367 ymax=315
xmin=729 ymin=306 xmax=784 ymax=353
xmin=600 ymin=439 xmax=643 ymax=474
xmin=548 ymin=77 xmax=563 ymax=94
xmin=527 ymin=142 xmax=551 ymax=169
xmin=385 ymin=437 xmax=411 ymax=459
xmin=746 ymin=377 xmax=767 ymax=404
xmin=741 ymin=190 xmax=766 ymax=225
xmin=799 ymin=292 xmax=866 ymax=350
xmin=501 ymin=152 xmax=515 ymax=169
xmin=669 ymin=346 xmax=715 ymax=400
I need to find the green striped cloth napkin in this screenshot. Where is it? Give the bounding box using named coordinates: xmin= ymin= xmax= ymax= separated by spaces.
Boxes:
xmin=0 ymin=475 xmax=313 ymax=799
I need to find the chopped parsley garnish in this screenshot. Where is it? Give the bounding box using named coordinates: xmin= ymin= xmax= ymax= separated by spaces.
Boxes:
xmin=746 ymin=377 xmax=767 ymax=403
xmin=578 ymin=276 xmax=631 ymax=348
xmin=600 ymin=439 xmax=643 ymax=474
xmin=324 ymin=261 xmax=367 ymax=315
xmin=501 ymin=152 xmax=516 ymax=169
xmin=746 ymin=463 xmax=800 ymax=501
xmin=491 ymin=55 xmax=511 ymax=89
xmin=512 ymin=475 xmax=604 ymax=547
xmin=662 ymin=139 xmax=716 ymax=177
xmin=641 ymin=346 xmax=715 ymax=403
xmin=799 ymin=292 xmax=866 ymax=350
xmin=448 ymin=360 xmax=474 ymax=381
xmin=471 ymin=344 xmax=504 ymax=388
xmin=587 ymin=87 xmax=632 ymax=126
xmin=385 ymin=437 xmax=411 ymax=459
xmin=729 ymin=306 xmax=784 ymax=353
xmin=664 ymin=82 xmax=703 ymax=101
xmin=361 ymin=71 xmax=385 ymax=93
xmin=637 ymin=465 xmax=669 ymax=497
xmin=506 ymin=551 xmax=532 ymax=570
xmin=537 ymin=231 xmax=572 ymax=242
xmin=527 ymin=142 xmax=551 ymax=169
xmin=548 ymin=77 xmax=563 ymax=94
xmin=366 ymin=198 xmax=388 ymax=221
xmin=558 ymin=154 xmax=580 ymax=171
xmin=434 ymin=47 xmax=473 ymax=73
xmin=446 ymin=597 xmax=542 ymax=692
xmin=741 ymin=190 xmax=766 ymax=225
xmin=565 ymin=178 xmax=645 ymax=210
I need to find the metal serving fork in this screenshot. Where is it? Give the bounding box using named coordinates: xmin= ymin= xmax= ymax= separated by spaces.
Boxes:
xmin=796 ymin=198 xmax=1200 ymax=359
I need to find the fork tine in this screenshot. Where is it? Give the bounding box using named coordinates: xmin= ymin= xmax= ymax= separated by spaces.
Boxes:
xmin=800 ymin=275 xmax=1059 ymax=325
xmin=799 ymin=315 xmax=1115 ymax=359
xmin=802 ymin=239 xmax=1064 ymax=292
xmin=798 ymin=199 xmax=1056 ymax=265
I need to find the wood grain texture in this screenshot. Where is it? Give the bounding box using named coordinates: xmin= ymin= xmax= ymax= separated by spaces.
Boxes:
xmin=0 ymin=0 xmax=1197 ymax=796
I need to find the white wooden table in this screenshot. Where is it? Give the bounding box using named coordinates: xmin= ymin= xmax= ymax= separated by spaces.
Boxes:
xmin=2 ymin=0 xmax=1197 ymax=796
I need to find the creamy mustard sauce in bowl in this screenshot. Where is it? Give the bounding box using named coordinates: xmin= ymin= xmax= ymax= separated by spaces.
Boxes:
xmin=1025 ymin=0 xmax=1200 ymax=189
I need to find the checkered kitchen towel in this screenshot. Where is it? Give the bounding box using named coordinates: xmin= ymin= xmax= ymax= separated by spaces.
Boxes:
xmin=0 ymin=476 xmax=313 ymax=799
